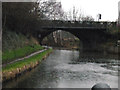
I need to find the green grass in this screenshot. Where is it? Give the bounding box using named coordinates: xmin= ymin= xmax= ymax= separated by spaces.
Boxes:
xmin=2 ymin=44 xmax=44 ymax=64
xmin=2 ymin=48 xmax=52 ymax=72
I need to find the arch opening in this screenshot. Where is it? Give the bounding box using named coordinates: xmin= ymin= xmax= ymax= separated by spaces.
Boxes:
xmin=41 ymin=30 xmax=83 ymax=50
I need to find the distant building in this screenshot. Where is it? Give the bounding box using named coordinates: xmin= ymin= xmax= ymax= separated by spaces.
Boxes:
xmin=118 ymin=1 xmax=120 ymax=25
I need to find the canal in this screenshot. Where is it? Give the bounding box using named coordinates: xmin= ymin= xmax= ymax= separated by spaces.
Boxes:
xmin=3 ymin=50 xmax=119 ymax=88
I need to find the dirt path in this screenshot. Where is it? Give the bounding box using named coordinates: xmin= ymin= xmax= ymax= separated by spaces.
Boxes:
xmin=3 ymin=49 xmax=47 ymax=67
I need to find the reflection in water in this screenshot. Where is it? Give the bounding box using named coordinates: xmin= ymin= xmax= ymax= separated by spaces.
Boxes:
xmin=3 ymin=50 xmax=119 ymax=88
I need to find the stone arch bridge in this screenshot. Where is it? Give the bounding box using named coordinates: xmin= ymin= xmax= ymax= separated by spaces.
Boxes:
xmin=32 ymin=20 xmax=117 ymax=52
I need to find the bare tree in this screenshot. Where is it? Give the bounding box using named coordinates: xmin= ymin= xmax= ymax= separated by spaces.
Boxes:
xmin=61 ymin=6 xmax=94 ymax=22
xmin=38 ymin=0 xmax=64 ymax=20
xmin=81 ymin=15 xmax=94 ymax=21
xmin=72 ymin=6 xmax=79 ymax=21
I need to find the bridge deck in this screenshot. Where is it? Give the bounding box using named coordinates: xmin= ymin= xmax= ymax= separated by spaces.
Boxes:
xmin=41 ymin=27 xmax=107 ymax=31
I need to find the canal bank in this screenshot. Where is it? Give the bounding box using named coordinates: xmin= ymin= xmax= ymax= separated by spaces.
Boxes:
xmin=3 ymin=50 xmax=119 ymax=88
xmin=101 ymin=41 xmax=120 ymax=55
xmin=2 ymin=29 xmax=53 ymax=82
xmin=2 ymin=48 xmax=52 ymax=82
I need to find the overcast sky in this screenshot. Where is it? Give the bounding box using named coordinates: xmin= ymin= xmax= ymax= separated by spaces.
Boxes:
xmin=1 ymin=0 xmax=119 ymax=21
xmin=60 ymin=0 xmax=120 ymax=21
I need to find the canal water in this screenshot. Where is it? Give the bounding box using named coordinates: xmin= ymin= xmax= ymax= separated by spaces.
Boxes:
xmin=3 ymin=50 xmax=119 ymax=88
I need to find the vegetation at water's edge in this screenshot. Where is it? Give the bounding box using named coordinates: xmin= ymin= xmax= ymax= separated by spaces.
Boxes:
xmin=2 ymin=26 xmax=53 ymax=82
xmin=2 ymin=48 xmax=52 ymax=82
xmin=3 ymin=48 xmax=52 ymax=72
xmin=2 ymin=29 xmax=44 ymax=64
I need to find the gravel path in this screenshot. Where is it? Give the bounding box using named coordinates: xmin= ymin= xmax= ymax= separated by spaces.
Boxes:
xmin=3 ymin=49 xmax=47 ymax=67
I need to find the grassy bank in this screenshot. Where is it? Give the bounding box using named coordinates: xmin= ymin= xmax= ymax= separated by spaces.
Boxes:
xmin=2 ymin=29 xmax=53 ymax=82
xmin=2 ymin=29 xmax=40 ymax=52
xmin=2 ymin=48 xmax=52 ymax=82
xmin=2 ymin=44 xmax=44 ymax=64
xmin=2 ymin=29 xmax=45 ymax=64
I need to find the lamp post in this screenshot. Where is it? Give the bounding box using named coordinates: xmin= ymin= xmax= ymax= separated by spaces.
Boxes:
xmin=97 ymin=14 xmax=101 ymax=21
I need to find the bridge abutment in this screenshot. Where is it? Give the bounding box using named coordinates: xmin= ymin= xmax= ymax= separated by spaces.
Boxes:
xmin=82 ymin=41 xmax=102 ymax=52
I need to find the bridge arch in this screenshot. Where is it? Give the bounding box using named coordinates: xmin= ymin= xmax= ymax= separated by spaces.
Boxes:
xmin=36 ymin=27 xmax=111 ymax=52
xmin=41 ymin=30 xmax=83 ymax=49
